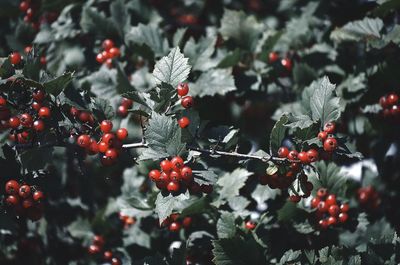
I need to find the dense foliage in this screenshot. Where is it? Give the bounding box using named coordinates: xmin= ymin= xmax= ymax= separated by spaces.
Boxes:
xmin=0 ymin=0 xmax=400 ymax=264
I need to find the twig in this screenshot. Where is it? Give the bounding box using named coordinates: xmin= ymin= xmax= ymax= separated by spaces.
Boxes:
xmin=122 ymin=142 xmax=148 ymax=149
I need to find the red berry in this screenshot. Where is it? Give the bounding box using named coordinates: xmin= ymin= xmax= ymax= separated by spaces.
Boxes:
xmin=281 ymin=58 xmax=292 ymax=71
xmin=277 ymin=147 xmax=289 ymax=158
xmin=105 ymin=148 xmax=118 ymax=160
xmin=180 ymin=166 xmax=193 ymax=182
xmin=116 ymin=128 xmax=128 ymax=140
xmin=311 ymin=197 xmax=320 ymax=208
xmin=121 ymin=98 xmax=133 ymax=108
xmin=177 ymin=83 xmax=189 ymax=97
xmin=40 ymin=56 xmax=46 ymax=66
xmin=307 ymin=149 xmax=319 ymax=162
xmin=33 ymin=191 xmax=44 ymax=201
xmin=181 ymin=96 xmax=194 ymax=109
xmin=0 ymin=97 xmax=6 ymax=106
xmin=6 ymin=195 xmax=19 ymax=206
xmin=338 ymin=212 xmax=348 ymax=223
xmin=87 ymin=140 xmax=99 ymax=155
xmin=9 ymin=117 xmax=20 ymax=128
xmin=169 ymin=171 xmax=181 ymax=181
xmin=298 ymin=151 xmax=310 ymax=164
xmin=245 ymin=221 xmax=257 ymax=230
xmin=102 ymin=133 xmax=115 ymax=145
xmin=102 ymin=39 xmax=114 ymax=51
xmin=167 ymin=181 xmax=180 ymax=192
xmin=160 ymin=160 xmax=173 ymax=172
xmin=38 ymin=107 xmax=51 ymax=118
xmin=5 ymin=180 xmax=20 ymax=195
xmin=104 ymin=251 xmax=113 ymax=260
xmin=171 ymin=156 xmax=184 ymax=170
xmin=327 ymin=216 xmax=337 ymax=226
xmin=182 ymin=216 xmax=192 ymax=227
xmin=325 ymin=194 xmax=336 ymax=206
xmin=319 ymin=219 xmax=328 ymax=229
xmin=358 ymin=191 xmax=369 ymax=204
xmin=78 ymin=111 xmax=91 ymax=123
xmin=98 ymin=141 xmax=108 ymax=153
xmin=317 ymin=201 xmax=329 ymax=213
xmin=100 ymin=120 xmax=113 ymax=133
xmin=117 ymin=105 xmax=128 ymax=117
xmin=10 ymin=52 xmax=22 ymax=65
xmin=70 ymin=107 xmax=80 ymax=117
xmin=268 ymin=52 xmax=279 ymax=63
xmin=32 ymin=102 xmax=41 ymax=111
xmin=386 ymin=93 xmax=398 ymax=106
xmin=323 ymin=122 xmax=336 ymax=134
xmin=340 ymin=203 xmax=349 ymax=212
xmin=379 ymin=96 xmax=388 ymax=108
xmin=287 ymin=150 xmax=298 ymax=161
xmin=96 ymin=53 xmax=105 ymax=63
xmin=19 ymin=185 xmax=31 ymax=199
xmin=178 ymin=117 xmax=190 ymax=128
xmin=111 ymin=258 xmax=121 ymax=265
xmin=22 ymin=198 xmax=33 ymax=209
xmin=105 ymin=58 xmax=113 ymax=68
xmin=93 ymin=235 xmax=105 ymax=247
xmin=323 ymin=137 xmax=337 ymax=152
xmin=88 ymin=245 xmax=100 ymax=255
xmin=317 ymin=188 xmax=328 ymax=199
xmin=19 ymin=1 xmax=29 ymax=12
xmin=26 ymin=8 xmax=33 ymax=18
xmin=32 ymin=89 xmax=45 ymax=102
xmin=20 ymin=113 xmax=33 ymax=127
xmin=77 ymin=134 xmax=91 ymax=148
xmin=109 ymin=47 xmax=120 ymax=58
xmin=289 ymin=195 xmax=301 ymax=203
xmin=169 ymin=221 xmax=181 ymax=232
xmin=328 ymin=205 xmax=339 ymax=216
xmin=318 ymin=131 xmax=328 ymax=141
xmin=149 ymin=170 xmax=161 ymax=182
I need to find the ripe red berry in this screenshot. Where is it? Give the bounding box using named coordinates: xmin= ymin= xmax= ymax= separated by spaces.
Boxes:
xmin=70 ymin=107 xmax=80 ymax=117
xmin=323 ymin=137 xmax=337 ymax=152
xmin=96 ymin=53 xmax=105 ymax=63
xmin=104 ymin=251 xmax=113 ymax=260
xmin=33 ymin=120 xmax=45 ymax=131
xmin=268 ymin=52 xmax=279 ymax=63
xmin=178 ymin=117 xmax=190 ymax=128
xmin=149 ymin=170 xmax=161 ymax=182
xmin=340 ymin=203 xmax=349 ymax=212
xmin=109 ymin=47 xmax=120 ymax=58
xmin=105 ymin=148 xmax=118 ymax=160
xmin=117 ymin=105 xmax=128 ymax=117
xmin=328 ymin=205 xmax=339 ymax=216
xmin=32 ymin=89 xmax=45 ymax=102
xmin=40 ymin=56 xmax=47 ymax=66
xmin=311 ymin=197 xmax=320 ymax=208
xmin=307 ymin=149 xmax=319 ymax=162
xmin=245 ymin=221 xmax=257 ymax=230
xmin=182 ymin=216 xmax=192 ymax=228
xmin=326 ymin=194 xmax=337 ymax=206
xmin=327 ymin=216 xmax=337 ymax=226
xmin=281 ymin=58 xmax=292 ymax=71
xmin=167 ymin=181 xmax=180 ymax=192
xmin=33 ymin=191 xmax=44 ymax=201
xmin=338 ymin=212 xmax=348 ymax=223
xmin=88 ymin=245 xmax=100 ymax=254
xmin=287 ymin=150 xmax=298 ymax=161
xmin=93 ymin=235 xmax=105 ymax=247
xmin=317 ymin=201 xmax=328 ymax=213
xmin=102 ymin=39 xmax=114 ymax=51
xmin=19 ymin=1 xmax=29 ymax=12
xmin=317 ymin=188 xmax=327 ymax=198
xmin=10 ymin=52 xmax=22 ymax=65
xmin=169 ymin=171 xmax=181 ymax=181
xmin=19 ymin=185 xmax=31 ymax=198
xmin=177 ymin=83 xmax=189 ymax=97
xmin=181 ymin=96 xmax=194 ymax=109
xmin=87 ymin=140 xmax=99 ymax=155
xmin=111 ymin=257 xmax=121 ymax=265
xmin=171 ymin=156 xmax=184 ymax=170
xmin=181 ymin=166 xmax=193 ymax=182
xmin=98 ymin=141 xmax=108 ymax=153
xmin=289 ymin=195 xmax=301 ymax=203
xmin=38 ymin=107 xmax=51 ymax=118
xmin=298 ymin=151 xmax=310 ymax=164
xmin=121 ymin=98 xmax=133 ymax=109
xmin=379 ymin=96 xmax=388 ymax=108
xmin=160 ymin=160 xmax=173 ymax=172
xmin=78 ymin=111 xmax=91 ymax=123
xmin=318 ymin=131 xmax=328 ymax=141
xmin=22 ymin=198 xmax=34 ymax=209
xmin=169 ymin=221 xmax=181 ymax=232
xmin=116 ymin=128 xmax=128 ymax=140
xmin=319 ymin=219 xmax=328 ymax=229
xmin=6 ymin=195 xmax=19 ymax=206
xmin=100 ymin=120 xmax=113 ymax=133
xmin=278 ymin=147 xmax=289 ymax=158
xmin=5 ymin=180 xmax=20 ymax=195
xmin=102 ymin=133 xmax=115 ymax=145
xmin=386 ymin=93 xmax=398 ymax=106
xmin=0 ymin=97 xmax=6 ymax=106
xmin=323 ymin=122 xmax=336 ymax=134
xmin=20 ymin=113 xmax=33 ymax=127
xmin=9 ymin=117 xmax=20 ymax=128
xmin=77 ymin=134 xmax=91 ymax=148
xmin=26 ymin=8 xmax=34 ymax=18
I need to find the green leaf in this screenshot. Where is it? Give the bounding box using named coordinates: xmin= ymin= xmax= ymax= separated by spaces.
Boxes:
xmin=330 ymin=17 xmax=384 ymax=43
xmin=278 ymin=249 xmax=301 ymax=265
xmin=0 ymin=58 xmax=14 ymax=78
xmin=277 ymin=201 xmax=304 ymax=222
xmin=218 ymin=48 xmax=242 ymax=68
xmin=153 ymin=47 xmax=191 ymax=88
xmin=19 ymin=147 xmax=54 ymax=171
xmin=212 ymin=238 xmax=263 ymax=265
xmin=292 ymin=63 xmax=318 ymax=88
xmin=269 ymin=114 xmax=288 ymax=155
xmin=123 ymin=222 xmax=151 ymax=248
xmin=154 ymin=192 xmax=189 ymax=224
xmin=308 ymin=161 xmax=346 ymax=196
xmin=139 ymin=112 xmax=186 ymax=160
xmin=181 ymin=197 xmax=208 ymax=217
xmin=285 ymin=114 xmax=315 ymax=130
xmin=67 ymin=217 xmax=94 ymax=239
xmin=190 ymin=68 xmax=236 ymax=97
xmin=125 ymin=23 xmax=169 ymax=57
xmin=251 ymin=184 xmax=280 ymax=205
xmin=80 ymin=6 xmax=118 ymax=38
xmin=184 ymin=36 xmax=218 ymax=71
xmin=193 ymin=170 xmax=218 ymax=186
xmin=110 ymin=0 xmax=130 ymax=37
xmin=124 ymin=196 xmax=152 ymax=210
xmin=310 ymin=77 xmax=341 ymax=128
xmin=43 ymin=72 xmax=73 ymax=96
xmin=173 ymin=28 xmax=187 ymax=47
xmin=91 ymin=98 xmax=115 ymax=120
xmin=217 ymin=212 xmax=236 ymax=239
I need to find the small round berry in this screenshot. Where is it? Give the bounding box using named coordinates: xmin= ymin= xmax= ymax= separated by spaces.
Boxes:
xmin=323 ymin=137 xmax=338 ymax=152
xmin=102 ymin=39 xmax=114 ymax=51
xmin=116 ymin=128 xmax=128 ymax=140
xmin=281 ymin=58 xmax=292 ymax=71
xmin=22 ymin=198 xmax=34 ymax=209
xmin=181 ymin=166 xmax=193 ymax=182
xmin=33 ymin=191 xmax=44 ymax=201
xmin=178 ymin=117 xmax=190 ymax=128
xmin=160 ymin=160 xmax=173 ymax=172
xmin=117 ymin=105 xmax=128 ymax=117
xmin=289 ymin=195 xmax=301 ymax=203
xmin=104 ymin=251 xmax=113 ymax=260
xmin=323 ymin=122 xmax=336 ymax=134
xmin=96 ymin=53 xmax=105 ymax=63
xmin=9 ymin=117 xmax=20 ymax=128
xmin=5 ymin=180 xmax=20 ymax=195
xmin=77 ymin=134 xmax=91 ymax=148
xmin=105 ymin=148 xmax=118 ymax=160
xmin=311 ymin=197 xmax=320 ymax=208
xmin=317 ymin=188 xmax=328 ymax=199
xmin=318 ymin=131 xmax=328 ymax=141
xmin=167 ymin=181 xmax=180 ymax=192
xmin=379 ymin=96 xmax=388 ymax=108
xmin=340 ymin=203 xmax=349 ymax=212
xmin=19 ymin=1 xmax=29 ymax=12
xmin=307 ymin=149 xmax=319 ymax=162
xmin=278 ymin=147 xmax=289 ymax=158
xmin=70 ymin=107 xmax=80 ymax=117
xmin=88 ymin=245 xmax=100 ymax=255
xmin=268 ymin=52 xmax=279 ymax=63
xmin=38 ymin=107 xmax=51 ymax=118
xmin=328 ymin=205 xmax=339 ymax=216
xmin=109 ymin=47 xmax=120 ymax=58
xmin=338 ymin=212 xmax=348 ymax=223
xmin=78 ymin=111 xmax=91 ymax=123
xmin=298 ymin=151 xmax=310 ymax=164
xmin=10 ymin=52 xmax=22 ymax=65
xmin=26 ymin=8 xmax=33 ymax=18
xmin=169 ymin=171 xmax=181 ymax=181
xmin=32 ymin=89 xmax=45 ymax=102
xmin=177 ymin=83 xmax=189 ymax=97
xmin=111 ymin=257 xmax=121 ymax=265
xmin=100 ymin=120 xmax=113 ymax=133
xmin=121 ymin=98 xmax=133 ymax=108
xmin=181 ymin=96 xmax=194 ymax=109
xmin=19 ymin=185 xmax=31 ymax=199
xmin=317 ymin=201 xmax=328 ymax=213
xmin=169 ymin=221 xmax=181 ymax=232
xmin=149 ymin=170 xmax=161 ymax=182
xmin=20 ymin=113 xmax=33 ymax=127
xmin=93 ymin=235 xmax=105 ymax=247
xmin=386 ymin=93 xmax=398 ymax=106
xmin=98 ymin=141 xmax=108 ymax=153
xmin=0 ymin=97 xmax=6 ymax=106
xmin=87 ymin=140 xmax=99 ymax=155
xmin=6 ymin=195 xmax=19 ymax=206
xmin=327 ymin=216 xmax=337 ymax=226
xmin=319 ymin=219 xmax=328 ymax=229
xmin=171 ymin=156 xmax=184 ymax=170
xmin=182 ymin=216 xmax=192 ymax=227
xmin=287 ymin=150 xmax=298 ymax=161
xmin=105 ymin=58 xmax=113 ymax=68
xmin=32 ymin=102 xmax=41 ymax=111
xmin=102 ymin=133 xmax=115 ymax=145
xmin=325 ymin=194 xmax=337 ymax=206
xmin=245 ymin=221 xmax=257 ymax=230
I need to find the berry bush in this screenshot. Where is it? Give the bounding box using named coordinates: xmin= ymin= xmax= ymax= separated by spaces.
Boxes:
xmin=0 ymin=0 xmax=400 ymax=264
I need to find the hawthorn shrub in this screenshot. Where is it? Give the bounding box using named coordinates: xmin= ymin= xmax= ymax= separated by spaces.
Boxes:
xmin=0 ymin=0 xmax=400 ymax=264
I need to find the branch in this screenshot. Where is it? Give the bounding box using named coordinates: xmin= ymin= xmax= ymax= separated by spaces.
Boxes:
xmin=122 ymin=142 xmax=148 ymax=149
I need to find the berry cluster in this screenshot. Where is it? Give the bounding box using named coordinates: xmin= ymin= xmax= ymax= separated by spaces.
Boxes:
xmin=24 ymin=45 xmax=46 ymax=66
xmin=19 ymin=0 xmax=58 ymax=31
xmin=88 ymin=235 xmax=121 ymax=265
xmin=4 ymin=180 xmax=44 ymax=221
xmin=96 ymin=39 xmax=121 ymax=68
xmin=116 ymin=98 xmax=133 ymax=118
xmin=76 ymin=120 xmax=128 ymax=166
xmin=277 ymin=146 xmax=319 ymax=165
xmin=357 ymin=186 xmax=380 ymax=211
xmin=176 ymin=83 xmax=194 ymax=128
xmin=119 ymin=212 xmax=136 ymax=229
xmin=379 ymin=93 xmax=399 ymax=120
xmin=160 ymin=213 xmax=192 ymax=232
xmin=268 ymin=52 xmax=292 ymax=72
xmin=318 ymin=122 xmax=338 ymax=153
xmin=311 ymin=188 xmax=349 ymax=229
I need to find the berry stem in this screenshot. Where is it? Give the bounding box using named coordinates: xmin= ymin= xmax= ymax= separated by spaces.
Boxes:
xmin=122 ymin=141 xmax=148 ymax=149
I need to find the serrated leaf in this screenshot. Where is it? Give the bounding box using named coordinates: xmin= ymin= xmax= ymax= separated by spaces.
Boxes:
xmin=152 ymin=47 xmax=191 ymax=87
xmin=67 ymin=217 xmax=94 ymax=239
xmin=270 ymin=114 xmax=288 ymax=155
xmin=110 ymin=0 xmax=130 ymax=37
xmin=123 ymin=222 xmax=151 ymax=248
xmin=154 ymin=192 xmax=189 ymax=224
xmin=80 ymin=6 xmax=118 ymax=38
xmin=125 ymin=196 xmax=152 ymax=210
xmin=184 ymin=36 xmax=217 ymax=71
xmin=193 ymin=170 xmax=218 ymax=186
xmin=212 ymin=238 xmax=263 ymax=265
xmin=218 ymin=48 xmax=242 ymax=68
xmin=91 ymin=98 xmax=115 ymax=120
xmin=293 ymin=63 xmax=318 ymax=88
xmin=217 ymin=212 xmax=236 ymax=239
xmin=251 ymin=185 xmax=280 ymax=205
xmin=310 ymin=77 xmax=341 ymax=128
xmin=278 ymin=249 xmax=301 ymax=265
xmin=285 ymin=114 xmax=315 ymax=130
xmin=43 ymin=72 xmax=73 ymax=96
xmin=173 ymin=28 xmax=187 ymax=47
xmin=308 ymin=161 xmax=346 ymax=196
xmin=330 ymin=17 xmax=384 ymax=43
xmin=19 ymin=147 xmax=54 ymax=171
xmin=189 ymin=68 xmax=236 ymax=97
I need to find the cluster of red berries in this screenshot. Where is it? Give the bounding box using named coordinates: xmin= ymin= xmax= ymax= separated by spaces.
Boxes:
xmin=4 ymin=180 xmax=44 ymax=221
xmin=379 ymin=92 xmax=399 ymax=120
xmin=88 ymin=235 xmax=121 ymax=265
xmin=76 ymin=119 xmax=128 ymax=166
xmin=277 ymin=146 xmax=319 ymax=165
xmin=176 ymin=83 xmax=194 ymax=129
xmin=119 ymin=212 xmax=136 ymax=229
xmin=160 ymin=213 xmax=192 ymax=232
xmin=116 ymin=98 xmax=133 ymax=118
xmin=268 ymin=52 xmax=292 ymax=72
xmin=19 ymin=1 xmax=58 ymax=31
xmin=318 ymin=122 xmax=338 ymax=153
xmin=0 ymin=88 xmax=53 ymax=143
xmin=311 ymin=188 xmax=349 ymax=229
xmin=95 ymin=39 xmax=121 ymax=68
xmin=357 ymin=186 xmax=380 ymax=211
xmin=24 ymin=45 xmax=46 ymax=66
